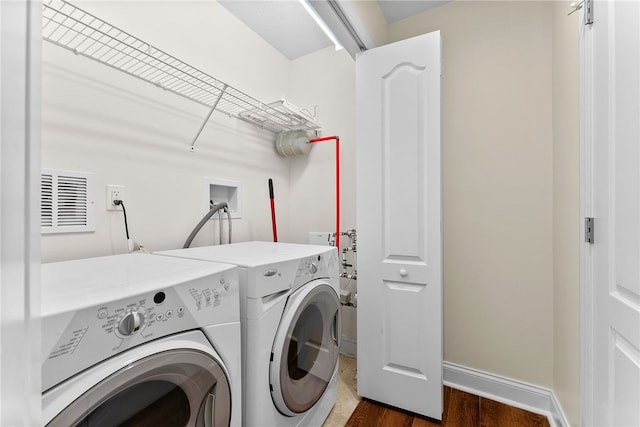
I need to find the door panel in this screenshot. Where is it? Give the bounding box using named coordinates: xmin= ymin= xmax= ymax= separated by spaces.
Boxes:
xmin=382 ymin=280 xmax=429 ymax=378
xmin=588 ymin=1 xmax=640 ymax=425
xmin=356 ymin=31 xmax=442 ymax=419
xmin=612 ymin=333 xmax=640 ymax=426
xmin=382 ymin=63 xmax=428 ymax=261
xmin=612 ymin=0 xmax=640 ymax=300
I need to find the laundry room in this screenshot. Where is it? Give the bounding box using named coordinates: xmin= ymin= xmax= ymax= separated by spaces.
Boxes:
xmin=3 ymin=0 xmax=610 ymax=426
xmin=40 ymin=1 xmax=355 ymax=261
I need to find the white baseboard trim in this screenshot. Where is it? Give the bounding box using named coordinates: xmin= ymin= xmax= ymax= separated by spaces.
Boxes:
xmin=443 ymin=362 xmax=570 ymax=427
xmin=339 ymin=337 xmax=357 ymax=357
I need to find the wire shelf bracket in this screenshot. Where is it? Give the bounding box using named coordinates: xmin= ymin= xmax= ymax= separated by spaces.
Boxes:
xmin=42 ymin=0 xmax=322 ymax=147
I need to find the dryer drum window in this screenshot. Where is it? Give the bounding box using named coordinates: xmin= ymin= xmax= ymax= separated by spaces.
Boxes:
xmin=47 ymin=350 xmax=231 ymax=427
xmin=270 ymin=282 xmax=342 ymax=416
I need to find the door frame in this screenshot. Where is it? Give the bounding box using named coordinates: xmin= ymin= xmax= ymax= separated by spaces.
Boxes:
xmin=0 ymin=0 xmax=41 ymax=423
xmin=579 ymin=4 xmax=594 ymax=425
xmin=575 ymin=1 xmax=640 ymax=423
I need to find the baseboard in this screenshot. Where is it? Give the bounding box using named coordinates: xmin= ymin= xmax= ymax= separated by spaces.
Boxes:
xmin=339 ymin=337 xmax=357 ymax=357
xmin=443 ymin=362 xmax=570 ymax=427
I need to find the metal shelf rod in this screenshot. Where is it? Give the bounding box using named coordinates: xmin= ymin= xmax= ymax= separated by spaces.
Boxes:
xmin=191 ymin=85 xmax=228 ymax=149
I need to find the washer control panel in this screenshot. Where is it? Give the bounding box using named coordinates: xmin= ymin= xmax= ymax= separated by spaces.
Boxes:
xmin=92 ymin=290 xmax=191 ymax=344
xmin=42 ymin=267 xmax=239 ymax=392
xmin=116 ymin=307 xmax=146 ymax=337
xmin=292 ymin=249 xmax=339 ymax=289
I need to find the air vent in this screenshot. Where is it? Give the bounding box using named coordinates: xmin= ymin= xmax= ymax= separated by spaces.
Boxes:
xmin=41 ymin=169 xmax=95 ymax=234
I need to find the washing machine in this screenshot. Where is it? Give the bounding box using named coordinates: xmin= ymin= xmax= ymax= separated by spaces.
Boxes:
xmin=41 ymin=252 xmax=242 ymax=427
xmin=156 ymin=242 xmax=342 ymax=427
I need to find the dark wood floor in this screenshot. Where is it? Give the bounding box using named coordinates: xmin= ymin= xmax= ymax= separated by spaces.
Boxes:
xmin=344 ymin=386 xmax=550 ymax=427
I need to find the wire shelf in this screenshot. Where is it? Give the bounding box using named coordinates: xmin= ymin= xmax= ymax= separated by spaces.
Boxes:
xmin=41 ymin=0 xmax=321 ymax=134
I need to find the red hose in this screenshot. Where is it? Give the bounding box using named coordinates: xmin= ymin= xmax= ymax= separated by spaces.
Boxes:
xmin=310 ymin=136 xmax=340 ymax=250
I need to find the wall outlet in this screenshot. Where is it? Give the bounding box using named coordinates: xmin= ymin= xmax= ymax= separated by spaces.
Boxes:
xmin=106 ymin=184 xmax=125 ymax=211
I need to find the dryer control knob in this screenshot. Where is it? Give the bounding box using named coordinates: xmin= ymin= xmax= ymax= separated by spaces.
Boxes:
xmin=118 ymin=310 xmax=144 ymax=336
xmin=309 ymin=263 xmax=318 ymax=274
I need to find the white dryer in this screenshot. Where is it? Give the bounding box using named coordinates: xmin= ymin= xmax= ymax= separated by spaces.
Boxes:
xmin=156 ymin=242 xmax=342 ymax=427
xmin=41 ymin=253 xmax=242 ymax=427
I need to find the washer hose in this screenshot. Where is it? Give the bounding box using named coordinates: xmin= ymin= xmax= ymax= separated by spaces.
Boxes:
xmin=183 ymin=202 xmax=228 ymax=248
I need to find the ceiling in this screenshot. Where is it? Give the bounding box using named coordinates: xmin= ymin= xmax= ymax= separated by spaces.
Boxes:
xmin=377 ymin=0 xmax=449 ymax=22
xmin=218 ymin=1 xmax=448 ymax=60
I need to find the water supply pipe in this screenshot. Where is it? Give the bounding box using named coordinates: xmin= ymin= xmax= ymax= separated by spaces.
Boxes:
xmin=224 ymin=206 xmax=232 ymax=244
xmin=216 ymin=206 xmax=232 ymax=245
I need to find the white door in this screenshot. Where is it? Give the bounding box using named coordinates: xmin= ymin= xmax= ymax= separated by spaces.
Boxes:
xmin=356 ymin=31 xmax=442 ymax=419
xmin=584 ymin=1 xmax=640 ymax=426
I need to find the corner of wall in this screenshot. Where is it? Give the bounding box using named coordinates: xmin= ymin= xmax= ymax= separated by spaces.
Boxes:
xmin=551 ymin=1 xmax=581 ymax=426
xmin=347 ymin=0 xmax=389 ymax=47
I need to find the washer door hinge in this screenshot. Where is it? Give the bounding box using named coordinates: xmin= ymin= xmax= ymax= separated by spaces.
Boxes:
xmin=585 ymin=217 xmax=595 ymax=244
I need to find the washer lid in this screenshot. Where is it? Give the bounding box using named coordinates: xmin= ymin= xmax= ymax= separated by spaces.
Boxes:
xmin=42 ymin=253 xmax=236 ymax=316
xmin=269 ymin=282 xmax=342 ymax=416
xmin=156 ymin=241 xmax=335 ymax=268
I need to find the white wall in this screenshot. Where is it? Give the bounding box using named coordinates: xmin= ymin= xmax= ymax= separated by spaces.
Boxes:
xmin=41 ymin=1 xmax=360 ymax=263
xmin=552 ymin=2 xmax=580 ymax=425
xmin=286 ymin=47 xmax=356 ymax=242
xmin=349 ymin=0 xmax=388 ymax=47
xmin=40 ymin=0 xmax=359 ymax=356
xmin=388 ymin=1 xmax=555 ymax=389
xmin=286 ymin=46 xmax=357 ymax=349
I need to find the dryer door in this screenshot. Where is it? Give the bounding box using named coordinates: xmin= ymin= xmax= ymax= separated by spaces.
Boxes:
xmin=46 ymin=349 xmax=231 ymax=427
xmin=270 ymin=282 xmax=342 ymax=416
